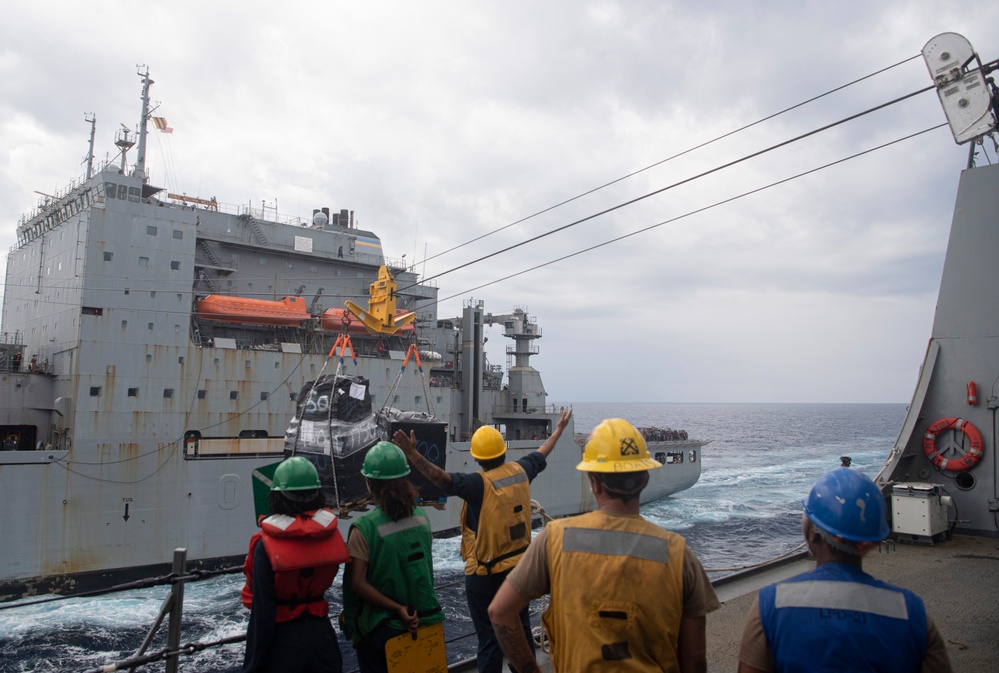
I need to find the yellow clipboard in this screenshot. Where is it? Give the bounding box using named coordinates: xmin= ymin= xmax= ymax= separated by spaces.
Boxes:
xmin=384 ymin=621 xmax=447 ymax=673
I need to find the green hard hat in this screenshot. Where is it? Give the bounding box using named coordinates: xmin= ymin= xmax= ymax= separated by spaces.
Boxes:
xmin=271 ymin=456 xmax=321 ymax=492
xmin=361 ymin=441 xmax=411 ymax=480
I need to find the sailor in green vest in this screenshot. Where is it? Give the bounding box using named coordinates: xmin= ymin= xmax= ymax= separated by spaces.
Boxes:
xmin=341 ymin=441 xmax=445 ymax=673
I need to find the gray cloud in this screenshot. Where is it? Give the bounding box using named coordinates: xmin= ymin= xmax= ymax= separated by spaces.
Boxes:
xmin=2 ymin=1 xmax=998 ymax=402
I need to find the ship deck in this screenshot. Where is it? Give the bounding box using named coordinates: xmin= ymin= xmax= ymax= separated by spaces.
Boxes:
xmin=704 ymin=533 xmax=999 ymax=672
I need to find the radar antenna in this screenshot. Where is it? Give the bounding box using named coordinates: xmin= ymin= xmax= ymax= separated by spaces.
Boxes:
xmin=114 ymin=123 xmax=135 ymax=173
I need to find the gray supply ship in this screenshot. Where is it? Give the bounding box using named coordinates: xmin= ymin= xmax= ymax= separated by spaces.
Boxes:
xmin=0 ymin=69 xmax=704 ymax=600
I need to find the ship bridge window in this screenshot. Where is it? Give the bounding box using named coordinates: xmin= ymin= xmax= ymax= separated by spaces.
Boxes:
xmin=128 ymin=388 xmax=139 ymax=397
xmin=139 ymin=257 xmax=149 ymax=267
xmin=105 ymin=182 xmax=117 ymax=197
xmin=146 ymin=225 xmax=157 ymax=236
xmin=665 ymin=451 xmax=684 ymax=464
xmin=90 ymin=386 xmax=101 ymax=397
xmin=117 ymin=185 xmax=128 ymax=200
xmin=170 ymin=261 xmax=180 ymax=270
xmin=173 ymin=230 xmax=183 ymax=240
xmin=81 ymin=306 xmax=103 ymax=316
xmin=104 ymin=252 xmax=113 ymax=262
xmin=230 ymin=391 xmax=239 ymax=400
xmin=128 ymin=187 xmax=141 ymax=203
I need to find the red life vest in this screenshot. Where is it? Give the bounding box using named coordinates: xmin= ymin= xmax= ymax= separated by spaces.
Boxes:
xmin=241 ymin=508 xmax=350 ymax=622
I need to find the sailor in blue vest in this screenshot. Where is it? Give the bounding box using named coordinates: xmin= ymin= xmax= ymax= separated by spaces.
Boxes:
xmin=737 ymin=467 xmax=952 ymax=673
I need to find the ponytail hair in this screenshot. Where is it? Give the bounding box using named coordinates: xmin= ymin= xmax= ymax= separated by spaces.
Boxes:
xmin=367 ymin=477 xmax=419 ymax=521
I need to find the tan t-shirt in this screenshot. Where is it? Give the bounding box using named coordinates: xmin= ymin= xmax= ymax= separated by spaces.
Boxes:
xmin=738 ymin=595 xmax=953 ymax=673
xmin=346 ymin=527 xmax=370 ymax=562
xmin=506 ymin=511 xmax=721 ymax=618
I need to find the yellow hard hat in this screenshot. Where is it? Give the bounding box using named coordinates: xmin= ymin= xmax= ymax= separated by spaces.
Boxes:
xmin=576 ymin=418 xmax=662 ymax=473
xmin=470 ymin=426 xmax=506 ymax=460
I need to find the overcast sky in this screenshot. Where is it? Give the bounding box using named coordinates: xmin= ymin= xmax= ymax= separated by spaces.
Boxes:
xmin=3 ymin=2 xmax=998 ymax=404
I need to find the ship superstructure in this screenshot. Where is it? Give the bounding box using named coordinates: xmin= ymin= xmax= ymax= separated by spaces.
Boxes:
xmin=0 ymin=69 xmax=704 ymax=599
xmin=876 ymin=34 xmax=999 ymax=540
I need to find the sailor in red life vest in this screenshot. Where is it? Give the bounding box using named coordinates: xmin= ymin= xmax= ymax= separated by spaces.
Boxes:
xmin=241 ymin=456 xmax=350 ymax=673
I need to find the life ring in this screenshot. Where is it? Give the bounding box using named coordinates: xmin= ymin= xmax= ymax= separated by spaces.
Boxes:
xmin=923 ymin=417 xmax=984 ymax=471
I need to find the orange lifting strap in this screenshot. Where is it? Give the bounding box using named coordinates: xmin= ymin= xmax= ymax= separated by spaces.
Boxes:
xmin=330 ymin=333 xmax=357 ymax=367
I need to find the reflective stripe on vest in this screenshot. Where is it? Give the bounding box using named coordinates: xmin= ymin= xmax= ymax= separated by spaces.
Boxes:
xmin=563 ymin=527 xmax=672 ymax=564
xmin=775 ymin=580 xmax=909 ymax=619
xmin=492 ymin=472 xmax=528 ymax=490
xmin=377 ymin=514 xmax=428 ymax=539
xmin=264 ymin=508 xmax=336 ymax=532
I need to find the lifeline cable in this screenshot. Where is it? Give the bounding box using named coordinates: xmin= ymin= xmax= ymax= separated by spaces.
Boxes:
xmin=0 ymin=565 xmax=244 ymax=611
xmin=418 ymin=55 xmax=923 ymax=267
xmin=399 ymin=83 xmax=936 ymax=296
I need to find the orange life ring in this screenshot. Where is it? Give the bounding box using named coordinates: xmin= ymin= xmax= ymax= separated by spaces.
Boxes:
xmin=923 ymin=417 xmax=984 ymax=471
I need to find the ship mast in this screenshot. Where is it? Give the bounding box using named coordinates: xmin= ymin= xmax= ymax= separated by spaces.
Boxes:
xmin=83 ymin=113 xmax=96 ymax=179
xmin=133 ymin=65 xmax=153 ymax=183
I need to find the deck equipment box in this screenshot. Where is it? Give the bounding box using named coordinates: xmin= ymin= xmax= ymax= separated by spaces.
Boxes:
xmin=891 ymin=482 xmax=951 ymax=544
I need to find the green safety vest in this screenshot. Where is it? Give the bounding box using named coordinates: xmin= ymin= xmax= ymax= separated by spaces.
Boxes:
xmin=341 ymin=506 xmax=444 ymax=644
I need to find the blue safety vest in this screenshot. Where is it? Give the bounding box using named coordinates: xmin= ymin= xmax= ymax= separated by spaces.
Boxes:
xmin=759 ymin=562 xmax=927 ymax=672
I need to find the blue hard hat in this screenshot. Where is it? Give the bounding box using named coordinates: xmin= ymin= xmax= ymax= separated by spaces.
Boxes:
xmin=802 ymin=468 xmax=889 ymax=543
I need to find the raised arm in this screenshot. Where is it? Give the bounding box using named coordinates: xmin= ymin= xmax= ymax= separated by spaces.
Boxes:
xmin=391 ymin=429 xmax=452 ymax=490
xmin=536 ymin=406 xmax=572 ymax=459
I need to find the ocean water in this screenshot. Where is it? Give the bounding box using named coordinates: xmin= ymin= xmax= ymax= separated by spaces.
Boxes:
xmin=0 ymin=402 xmax=907 ymax=673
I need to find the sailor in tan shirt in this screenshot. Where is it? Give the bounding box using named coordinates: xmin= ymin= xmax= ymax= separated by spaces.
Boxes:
xmin=489 ymin=418 xmax=720 ymax=673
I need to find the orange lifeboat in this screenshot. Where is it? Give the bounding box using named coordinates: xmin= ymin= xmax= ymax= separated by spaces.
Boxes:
xmin=321 ymin=308 xmax=415 ymax=336
xmin=196 ymin=295 xmax=310 ymax=326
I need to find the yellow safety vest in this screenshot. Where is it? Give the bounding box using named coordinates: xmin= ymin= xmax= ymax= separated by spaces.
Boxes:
xmin=543 ymin=510 xmax=685 ymax=672
xmin=460 ymin=461 xmax=532 ymax=576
